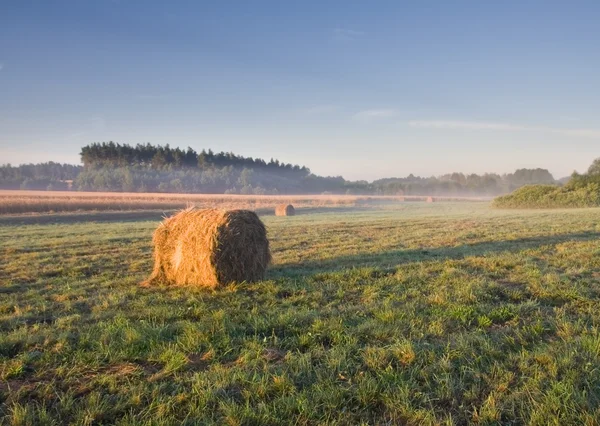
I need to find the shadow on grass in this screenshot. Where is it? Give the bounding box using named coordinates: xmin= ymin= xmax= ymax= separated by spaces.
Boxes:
xmin=270 ymin=231 xmax=600 ymax=277
xmin=0 ymin=210 xmax=175 ymax=226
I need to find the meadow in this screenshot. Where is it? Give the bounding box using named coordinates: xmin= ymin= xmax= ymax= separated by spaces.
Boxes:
xmin=2 ymin=202 xmax=600 ymax=424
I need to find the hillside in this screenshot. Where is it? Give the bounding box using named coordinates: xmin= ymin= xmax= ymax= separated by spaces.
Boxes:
xmin=494 ymin=172 xmax=600 ymax=209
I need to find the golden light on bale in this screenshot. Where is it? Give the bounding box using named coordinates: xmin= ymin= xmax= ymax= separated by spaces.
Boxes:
xmin=142 ymin=208 xmax=271 ymax=289
xmin=275 ymin=204 xmax=295 ymax=216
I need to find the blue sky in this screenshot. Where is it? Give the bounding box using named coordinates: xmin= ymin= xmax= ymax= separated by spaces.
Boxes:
xmin=1 ymin=0 xmax=599 ymax=180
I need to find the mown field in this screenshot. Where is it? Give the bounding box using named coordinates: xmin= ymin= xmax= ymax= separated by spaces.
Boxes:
xmin=2 ymin=203 xmax=600 ymax=424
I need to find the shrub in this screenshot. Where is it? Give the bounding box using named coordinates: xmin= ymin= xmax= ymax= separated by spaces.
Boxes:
xmin=493 ymin=183 xmax=600 ymax=209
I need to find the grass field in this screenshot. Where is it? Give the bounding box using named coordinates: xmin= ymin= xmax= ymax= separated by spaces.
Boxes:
xmin=2 ymin=203 xmax=600 ymax=424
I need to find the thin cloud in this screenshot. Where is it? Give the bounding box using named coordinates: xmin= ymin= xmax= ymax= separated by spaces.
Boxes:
xmin=408 ymin=120 xmax=524 ymax=131
xmin=560 ymin=128 xmax=600 ymax=138
xmin=333 ymin=28 xmax=364 ymax=37
xmin=69 ymin=131 xmax=87 ymax=138
xmin=67 ymin=116 xmax=108 ymax=139
xmin=91 ymin=116 xmax=107 ymax=131
xmin=304 ymin=105 xmax=338 ymax=114
xmin=136 ymin=94 xmax=168 ymax=100
xmin=332 ymin=28 xmax=365 ymax=41
xmin=354 ymin=109 xmax=399 ymax=121
xmin=408 ymin=119 xmax=600 ymax=139
xmin=559 ymin=115 xmax=581 ymax=123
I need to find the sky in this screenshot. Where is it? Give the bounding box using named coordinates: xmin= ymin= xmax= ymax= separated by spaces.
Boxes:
xmin=1 ymin=0 xmax=599 ymax=181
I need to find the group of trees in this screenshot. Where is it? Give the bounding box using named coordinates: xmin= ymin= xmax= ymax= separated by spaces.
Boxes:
xmin=0 ymin=162 xmax=81 ymax=190
xmin=80 ymin=142 xmax=310 ymax=177
xmin=72 ymin=142 xmax=334 ymax=194
xmin=0 ymin=142 xmax=566 ymax=195
xmin=367 ymin=168 xmax=556 ymax=196
xmin=73 ymin=166 xmax=348 ymax=195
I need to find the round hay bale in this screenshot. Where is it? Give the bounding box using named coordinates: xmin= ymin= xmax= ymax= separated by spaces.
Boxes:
xmin=142 ymin=208 xmax=271 ymax=288
xmin=275 ymin=204 xmax=295 ymax=216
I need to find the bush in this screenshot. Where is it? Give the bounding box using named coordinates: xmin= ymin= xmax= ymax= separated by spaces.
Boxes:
xmin=493 ymin=183 xmax=600 ymax=209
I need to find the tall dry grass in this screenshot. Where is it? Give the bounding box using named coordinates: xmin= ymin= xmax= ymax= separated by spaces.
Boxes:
xmin=0 ymin=190 xmax=385 ymax=215
xmin=0 ymin=190 xmax=489 ymax=215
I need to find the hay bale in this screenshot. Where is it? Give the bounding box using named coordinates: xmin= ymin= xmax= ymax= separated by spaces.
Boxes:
xmin=275 ymin=204 xmax=295 ymax=216
xmin=142 ymin=208 xmax=271 ymax=288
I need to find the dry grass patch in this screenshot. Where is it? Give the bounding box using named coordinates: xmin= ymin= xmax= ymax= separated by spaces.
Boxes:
xmin=0 ymin=190 xmax=486 ymax=215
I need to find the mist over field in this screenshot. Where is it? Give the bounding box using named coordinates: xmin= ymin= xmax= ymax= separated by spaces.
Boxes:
xmin=0 ymin=142 xmax=563 ymax=198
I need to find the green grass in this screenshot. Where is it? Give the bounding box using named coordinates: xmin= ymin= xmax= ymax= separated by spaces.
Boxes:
xmin=2 ymin=203 xmax=600 ymax=425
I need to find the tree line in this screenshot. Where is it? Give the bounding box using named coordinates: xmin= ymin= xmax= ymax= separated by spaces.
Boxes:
xmin=0 ymin=162 xmax=82 ymax=190
xmin=80 ymin=142 xmax=310 ymax=176
xmin=0 ymin=142 xmax=560 ymax=195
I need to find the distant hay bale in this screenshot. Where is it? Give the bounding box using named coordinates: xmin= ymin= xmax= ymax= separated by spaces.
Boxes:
xmin=426 ymin=196 xmax=435 ymax=203
xmin=275 ymin=204 xmax=295 ymax=216
xmin=142 ymin=208 xmax=271 ymax=288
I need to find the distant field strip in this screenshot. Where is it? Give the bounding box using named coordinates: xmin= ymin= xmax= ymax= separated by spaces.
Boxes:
xmin=0 ymin=190 xmax=489 ymax=215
